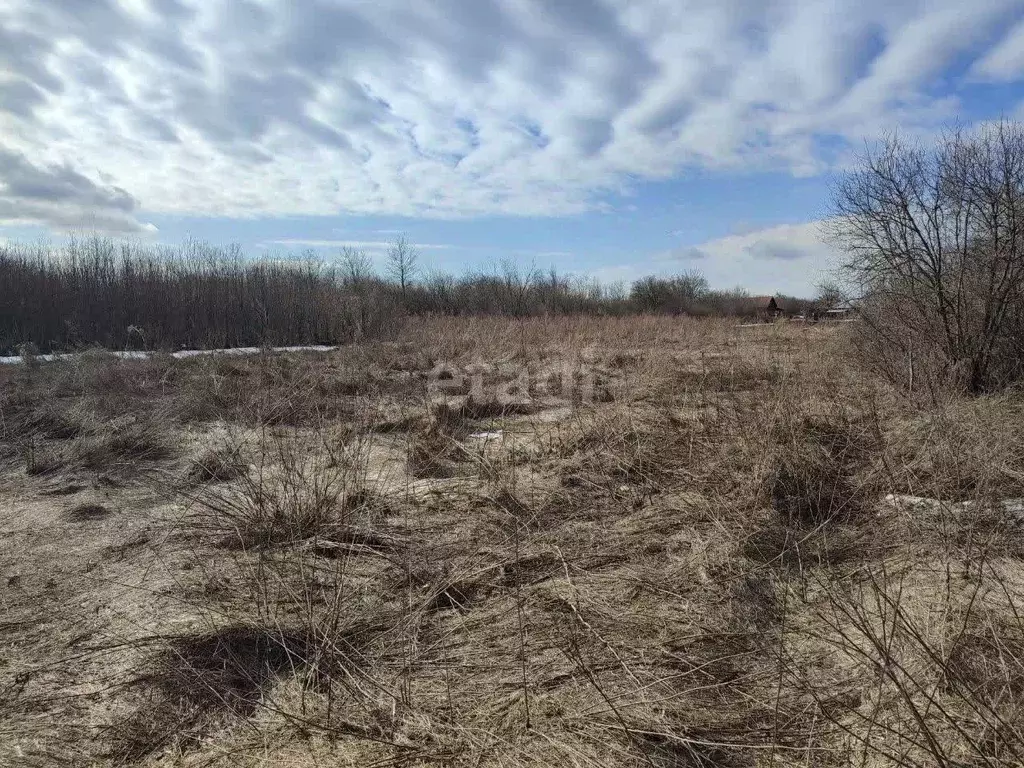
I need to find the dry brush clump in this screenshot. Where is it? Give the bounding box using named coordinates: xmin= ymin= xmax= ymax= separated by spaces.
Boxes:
xmin=882 ymin=395 xmax=1024 ymax=502
xmin=407 ymin=402 xmax=472 ymax=479
xmin=185 ymin=441 xmax=249 ymax=485
xmin=0 ymin=353 xmax=179 ymax=477
xmin=75 ymin=416 xmax=175 ymax=471
xmin=112 ymin=625 xmax=313 ymax=761
xmin=114 ymin=419 xmax=411 ymax=761
xmin=765 ymin=410 xmax=880 ymax=528
xmin=184 ymin=427 xmax=388 ymax=550
xmin=777 ymin=558 xmax=1024 ymax=767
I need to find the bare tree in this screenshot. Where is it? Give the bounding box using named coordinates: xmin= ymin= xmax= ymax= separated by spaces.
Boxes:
xmin=829 ymin=121 xmax=1024 ymax=393
xmin=339 ymin=246 xmax=374 ymax=288
xmin=386 ymin=235 xmax=419 ymax=299
xmin=629 ymin=270 xmax=708 ymax=314
xmin=675 ymin=269 xmax=709 ymax=305
xmin=337 ymin=246 xmax=379 ymax=339
xmin=604 ymin=280 xmax=627 ymax=302
xmin=500 ymin=258 xmax=541 ymax=317
xmin=813 ymin=280 xmax=845 ymax=315
xmin=425 ymin=269 xmax=456 ymax=313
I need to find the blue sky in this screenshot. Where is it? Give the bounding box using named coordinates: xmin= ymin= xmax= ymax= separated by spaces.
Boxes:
xmin=2 ymin=1 xmax=1024 ymax=296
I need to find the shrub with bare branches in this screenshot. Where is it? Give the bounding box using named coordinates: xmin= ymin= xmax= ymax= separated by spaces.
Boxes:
xmin=830 ymin=121 xmax=1024 ymax=393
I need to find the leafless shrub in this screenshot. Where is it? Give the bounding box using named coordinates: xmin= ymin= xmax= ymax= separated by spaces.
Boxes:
xmin=17 ymin=342 xmax=40 ymax=369
xmin=408 ymin=402 xmax=476 ymax=479
xmin=793 ymin=561 xmax=1024 ymax=767
xmin=883 ymin=396 xmax=1024 ymax=501
xmin=186 ymin=428 xmax=384 ymax=550
xmin=830 ymin=121 xmax=1024 ymax=394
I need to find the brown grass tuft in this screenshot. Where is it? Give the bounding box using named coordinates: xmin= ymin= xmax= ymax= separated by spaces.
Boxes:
xmin=186 ymin=443 xmax=249 ymax=485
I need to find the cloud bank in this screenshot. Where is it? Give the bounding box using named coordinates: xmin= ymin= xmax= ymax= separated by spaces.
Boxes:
xmin=592 ymin=221 xmax=839 ymax=296
xmin=0 ymin=147 xmax=151 ymax=233
xmin=0 ymin=0 xmax=1022 ymax=231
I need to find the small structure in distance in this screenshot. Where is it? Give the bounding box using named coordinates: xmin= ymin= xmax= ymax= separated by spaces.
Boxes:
xmin=743 ymin=295 xmax=781 ymax=322
xmin=821 ymin=302 xmax=856 ymax=321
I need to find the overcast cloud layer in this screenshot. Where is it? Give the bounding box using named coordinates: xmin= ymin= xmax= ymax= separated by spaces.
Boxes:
xmin=1 ymin=0 xmax=1023 ymax=234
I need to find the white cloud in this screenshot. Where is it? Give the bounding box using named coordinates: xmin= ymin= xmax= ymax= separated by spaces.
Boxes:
xmin=587 ymin=264 xmax=649 ymax=287
xmin=593 ymin=220 xmax=841 ymax=296
xmin=682 ymin=221 xmax=841 ymax=295
xmin=0 ymin=0 xmax=1021 ymax=230
xmin=972 ymin=19 xmax=1024 ymax=81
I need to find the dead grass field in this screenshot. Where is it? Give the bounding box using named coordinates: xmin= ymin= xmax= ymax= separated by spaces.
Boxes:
xmin=3 ymin=315 xmax=1024 ymax=767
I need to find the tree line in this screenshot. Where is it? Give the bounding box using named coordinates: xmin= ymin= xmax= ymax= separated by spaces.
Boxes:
xmin=0 ymin=235 xmax=810 ymax=354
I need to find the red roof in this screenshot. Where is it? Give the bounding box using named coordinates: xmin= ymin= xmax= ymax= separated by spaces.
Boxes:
xmin=747 ymin=296 xmax=777 ymax=310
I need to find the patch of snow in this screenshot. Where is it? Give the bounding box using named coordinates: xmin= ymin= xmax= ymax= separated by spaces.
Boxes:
xmin=883 ymin=493 xmax=947 ymax=509
xmin=0 ymin=345 xmax=339 ymax=365
xmin=468 ymin=431 xmax=504 ymax=440
xmin=883 ymin=494 xmax=1024 ymax=526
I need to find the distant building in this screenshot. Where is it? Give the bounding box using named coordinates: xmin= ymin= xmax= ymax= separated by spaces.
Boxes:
xmin=742 ymin=295 xmax=781 ymax=321
xmin=822 ymin=302 xmax=856 ymax=321
xmin=773 ymin=297 xmax=805 ymax=318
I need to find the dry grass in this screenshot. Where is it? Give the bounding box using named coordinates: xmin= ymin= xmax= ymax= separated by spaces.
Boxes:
xmin=2 ymin=316 xmax=1024 ymax=767
xmin=185 ymin=443 xmax=249 ymax=485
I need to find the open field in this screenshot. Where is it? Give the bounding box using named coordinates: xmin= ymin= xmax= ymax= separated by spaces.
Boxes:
xmin=3 ymin=315 xmax=1024 ymax=767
